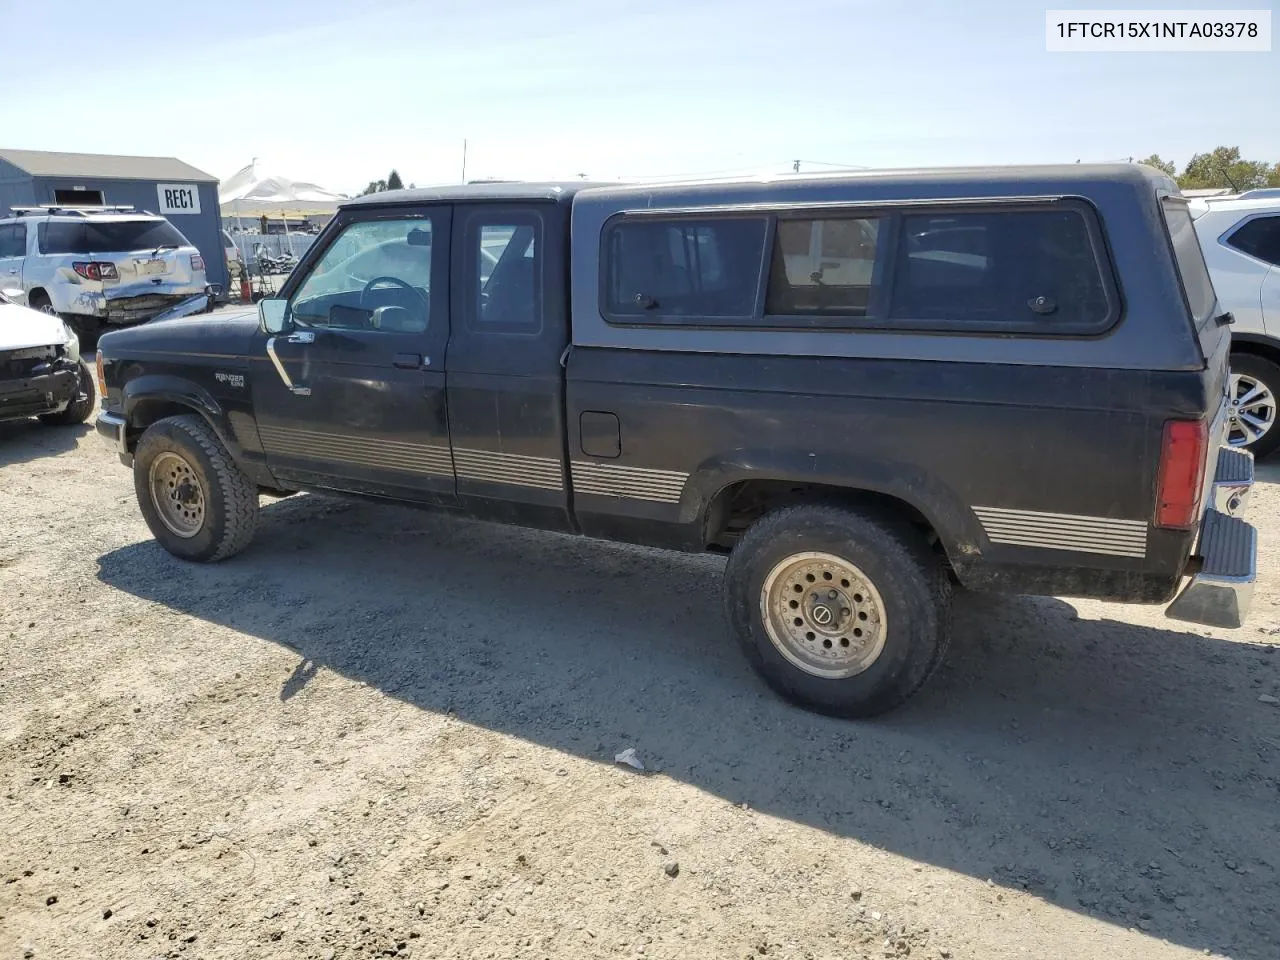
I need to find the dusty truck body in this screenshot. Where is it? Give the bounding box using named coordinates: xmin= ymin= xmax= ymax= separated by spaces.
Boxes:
xmin=94 ymin=165 xmax=1256 ymax=717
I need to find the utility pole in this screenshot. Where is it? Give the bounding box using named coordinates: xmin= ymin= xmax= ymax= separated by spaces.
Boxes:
xmin=793 ymin=160 xmax=801 ymax=173
xmin=461 ymin=139 xmax=468 ymax=183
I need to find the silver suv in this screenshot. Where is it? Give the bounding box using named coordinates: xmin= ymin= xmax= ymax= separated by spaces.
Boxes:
xmin=1191 ymin=191 xmax=1280 ymax=455
xmin=0 ymin=204 xmax=209 ymax=337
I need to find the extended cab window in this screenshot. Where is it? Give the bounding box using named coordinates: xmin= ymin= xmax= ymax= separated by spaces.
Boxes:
xmin=605 ymin=217 xmax=766 ymax=319
xmin=1226 ymin=215 xmax=1280 ymax=267
xmin=290 ymin=218 xmax=432 ymax=333
xmin=471 ymin=220 xmax=540 ymax=332
xmin=1161 ymin=197 xmax=1216 ymax=326
xmin=766 ymin=217 xmax=880 ymax=316
xmin=889 ymin=208 xmax=1110 ymax=329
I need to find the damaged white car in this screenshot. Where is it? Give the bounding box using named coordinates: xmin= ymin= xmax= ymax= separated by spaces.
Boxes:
xmin=0 ymin=287 xmax=95 ymax=426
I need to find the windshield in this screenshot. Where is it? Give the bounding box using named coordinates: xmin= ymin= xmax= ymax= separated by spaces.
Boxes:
xmin=40 ymin=218 xmax=190 ymax=255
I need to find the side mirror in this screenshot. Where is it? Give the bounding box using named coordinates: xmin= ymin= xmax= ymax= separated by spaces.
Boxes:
xmin=259 ymin=297 xmax=290 ymax=334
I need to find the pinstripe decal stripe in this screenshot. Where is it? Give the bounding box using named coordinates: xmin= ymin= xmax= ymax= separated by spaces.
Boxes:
xmin=570 ymin=461 xmax=689 ymax=504
xmin=257 ymin=424 xmax=453 ymax=477
xmin=453 ymin=448 xmax=564 ymax=491
xmin=973 ymin=506 xmax=1148 ymax=559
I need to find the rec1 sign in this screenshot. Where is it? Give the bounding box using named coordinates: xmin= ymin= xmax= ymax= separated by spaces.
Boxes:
xmin=156 ymin=183 xmax=201 ymax=215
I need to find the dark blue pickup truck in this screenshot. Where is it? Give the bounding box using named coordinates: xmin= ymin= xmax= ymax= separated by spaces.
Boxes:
xmin=94 ymin=164 xmax=1256 ymax=717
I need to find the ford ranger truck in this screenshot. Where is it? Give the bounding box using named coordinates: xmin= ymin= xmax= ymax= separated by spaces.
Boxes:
xmin=94 ymin=165 xmax=1255 ymax=718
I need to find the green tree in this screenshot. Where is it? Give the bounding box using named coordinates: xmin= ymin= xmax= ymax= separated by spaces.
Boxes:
xmin=386 ymin=169 xmax=404 ymax=191
xmin=359 ymin=179 xmax=388 ymax=196
xmin=1178 ymin=146 xmax=1272 ymax=191
xmin=1138 ymin=154 xmax=1176 ymax=177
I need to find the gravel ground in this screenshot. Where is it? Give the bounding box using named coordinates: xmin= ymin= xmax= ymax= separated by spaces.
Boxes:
xmin=2 ymin=411 xmax=1278 ymax=960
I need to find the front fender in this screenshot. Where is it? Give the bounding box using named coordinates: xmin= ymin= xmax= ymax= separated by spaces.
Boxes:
xmin=685 ymin=448 xmax=984 ymax=566
xmin=121 ymin=374 xmax=240 ymax=457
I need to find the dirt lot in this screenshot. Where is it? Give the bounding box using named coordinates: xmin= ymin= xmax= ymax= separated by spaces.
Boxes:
xmin=2 ymin=415 xmax=1278 ymax=960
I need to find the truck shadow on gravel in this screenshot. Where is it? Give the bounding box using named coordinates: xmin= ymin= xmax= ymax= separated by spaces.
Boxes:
xmin=96 ymin=493 xmax=1280 ymax=960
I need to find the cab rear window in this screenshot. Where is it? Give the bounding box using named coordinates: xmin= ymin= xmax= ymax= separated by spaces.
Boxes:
xmin=1160 ymin=197 xmax=1216 ymax=326
xmin=39 ymin=219 xmax=189 ymax=255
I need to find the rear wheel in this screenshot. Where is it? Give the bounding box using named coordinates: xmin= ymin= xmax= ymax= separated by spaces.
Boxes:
xmin=37 ymin=360 xmax=95 ymax=426
xmin=132 ymin=414 xmax=259 ymax=562
xmin=724 ymin=504 xmax=951 ymax=718
xmin=1228 ymin=353 xmax=1280 ymax=457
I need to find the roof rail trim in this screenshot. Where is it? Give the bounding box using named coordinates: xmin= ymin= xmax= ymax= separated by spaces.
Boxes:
xmin=6 ymin=203 xmax=139 ymax=218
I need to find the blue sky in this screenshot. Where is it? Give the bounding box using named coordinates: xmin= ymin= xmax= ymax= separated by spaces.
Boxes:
xmin=0 ymin=0 xmax=1275 ymax=194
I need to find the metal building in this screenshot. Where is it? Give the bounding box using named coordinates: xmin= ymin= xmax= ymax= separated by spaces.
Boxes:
xmin=0 ymin=148 xmax=228 ymax=293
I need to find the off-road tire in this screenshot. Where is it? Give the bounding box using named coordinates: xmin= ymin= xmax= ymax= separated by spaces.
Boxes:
xmin=724 ymin=504 xmax=951 ymax=718
xmin=133 ymin=414 xmax=258 ymax=562
xmin=37 ymin=360 xmax=95 ymax=426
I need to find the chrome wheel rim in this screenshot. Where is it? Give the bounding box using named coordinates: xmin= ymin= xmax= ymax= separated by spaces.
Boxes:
xmin=1228 ymin=373 xmax=1276 ymax=448
xmin=759 ymin=551 xmax=887 ymax=679
xmin=148 ymin=452 xmax=206 ymax=538
xmin=38 ymin=303 xmax=57 ymax=316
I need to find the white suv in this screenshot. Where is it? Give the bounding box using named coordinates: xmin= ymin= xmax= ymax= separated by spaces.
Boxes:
xmin=1191 ymin=190 xmax=1280 ymax=455
xmin=0 ymin=205 xmax=209 ymax=338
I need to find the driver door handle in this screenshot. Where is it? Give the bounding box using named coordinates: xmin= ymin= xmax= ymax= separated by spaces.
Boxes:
xmin=286 ymin=331 xmax=316 ymax=344
xmin=393 ymin=353 xmax=422 ymax=369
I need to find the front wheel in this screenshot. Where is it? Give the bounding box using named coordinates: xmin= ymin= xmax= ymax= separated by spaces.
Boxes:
xmin=724 ymin=504 xmax=951 ymax=718
xmin=37 ymin=360 xmax=95 ymax=426
xmin=132 ymin=414 xmax=259 ymax=562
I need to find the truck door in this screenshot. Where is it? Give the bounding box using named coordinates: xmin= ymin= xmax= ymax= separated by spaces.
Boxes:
xmin=249 ymin=205 xmax=456 ymax=505
xmin=445 ymin=201 xmax=573 ymax=532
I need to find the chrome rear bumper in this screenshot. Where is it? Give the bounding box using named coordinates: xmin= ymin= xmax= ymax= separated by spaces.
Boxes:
xmin=1211 ymin=446 xmax=1252 ymax=516
xmin=1165 ymin=446 xmax=1256 ymax=629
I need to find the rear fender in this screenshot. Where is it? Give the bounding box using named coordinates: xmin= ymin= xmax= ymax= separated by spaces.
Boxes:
xmin=688 ymin=448 xmax=983 ymax=567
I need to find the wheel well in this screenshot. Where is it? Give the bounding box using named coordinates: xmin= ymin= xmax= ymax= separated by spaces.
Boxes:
xmin=126 ymin=400 xmax=204 ymax=448
xmin=704 ymin=479 xmax=944 ymax=556
xmin=1231 ymin=337 xmax=1280 ymax=369
xmin=27 ymin=287 xmax=50 ymax=307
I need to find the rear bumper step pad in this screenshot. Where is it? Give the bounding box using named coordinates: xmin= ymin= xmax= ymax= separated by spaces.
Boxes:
xmin=1166 ymin=509 xmax=1257 ymax=629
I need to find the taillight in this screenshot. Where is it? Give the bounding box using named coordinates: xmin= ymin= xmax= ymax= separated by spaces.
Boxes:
xmin=1155 ymin=418 xmax=1209 ymax=529
xmin=190 ymin=254 xmax=205 ymax=271
xmin=72 ymin=261 xmax=118 ymax=281
xmin=95 ymin=353 xmax=107 ymax=398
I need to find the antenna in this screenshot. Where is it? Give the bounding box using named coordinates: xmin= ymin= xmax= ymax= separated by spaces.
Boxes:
xmin=461 ymin=140 xmax=468 ymax=182
xmin=1218 ymin=166 xmax=1240 ymax=194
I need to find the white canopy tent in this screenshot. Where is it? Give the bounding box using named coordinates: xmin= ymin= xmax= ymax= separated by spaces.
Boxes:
xmin=218 ymin=160 xmax=347 ymax=221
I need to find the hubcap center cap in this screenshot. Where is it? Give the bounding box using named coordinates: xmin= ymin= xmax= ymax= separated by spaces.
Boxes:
xmin=811 ymin=604 xmax=834 ymax=626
